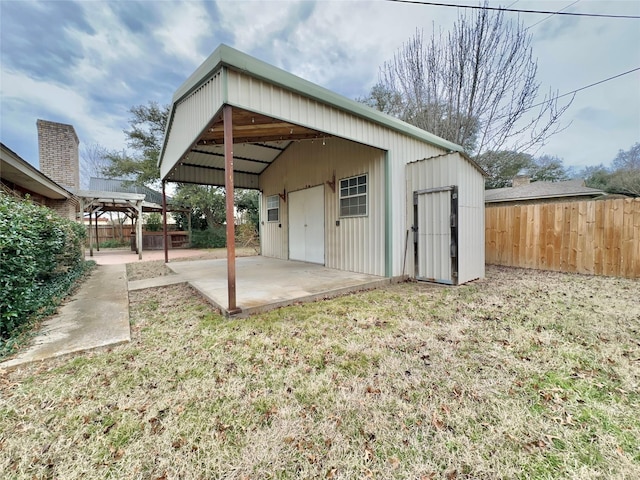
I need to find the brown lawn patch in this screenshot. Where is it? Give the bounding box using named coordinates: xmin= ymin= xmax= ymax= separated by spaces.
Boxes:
xmin=1 ymin=266 xmax=638 ymax=479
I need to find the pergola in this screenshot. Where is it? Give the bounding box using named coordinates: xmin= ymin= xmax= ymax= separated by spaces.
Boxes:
xmin=77 ymin=190 xmax=164 ymax=260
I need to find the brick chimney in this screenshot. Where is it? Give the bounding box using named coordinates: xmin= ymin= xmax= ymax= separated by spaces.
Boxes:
xmin=37 ymin=119 xmax=80 ymax=191
xmin=512 ymin=174 xmax=530 ymax=188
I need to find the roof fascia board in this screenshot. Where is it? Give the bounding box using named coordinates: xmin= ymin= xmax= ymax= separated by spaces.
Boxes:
xmin=168 ymin=44 xmax=464 ymax=154
xmin=410 ymin=151 xmax=488 ymax=177
xmin=1 ymin=143 xmax=72 ymax=198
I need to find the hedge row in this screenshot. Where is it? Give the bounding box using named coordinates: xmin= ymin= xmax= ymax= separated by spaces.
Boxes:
xmin=190 ymin=226 xmax=227 ymax=248
xmin=0 ymin=193 xmax=88 ymax=341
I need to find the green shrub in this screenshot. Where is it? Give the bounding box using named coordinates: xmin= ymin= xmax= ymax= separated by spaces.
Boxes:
xmin=145 ymin=212 xmax=163 ymax=232
xmin=0 ymin=193 xmax=89 ymax=345
xmin=191 ymin=226 xmax=226 ymax=248
xmin=98 ymin=239 xmax=129 ymax=248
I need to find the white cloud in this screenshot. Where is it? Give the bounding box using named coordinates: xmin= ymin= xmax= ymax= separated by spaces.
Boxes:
xmin=1 ymin=0 xmax=638 ymax=170
xmin=1 ymin=69 xmax=125 ymax=152
xmin=154 ymin=0 xmax=212 ymax=67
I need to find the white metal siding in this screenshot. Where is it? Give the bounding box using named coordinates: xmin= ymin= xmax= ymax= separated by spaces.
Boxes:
xmin=161 ymin=72 xmax=224 ymax=180
xmin=406 ymin=153 xmax=485 ymax=284
xmin=172 ymin=164 xmax=259 ymax=189
xmin=456 ymin=158 xmax=485 ymax=284
xmin=259 ymin=137 xmax=386 ymax=276
xmin=417 ymin=190 xmax=452 ymax=283
xmin=228 ymin=70 xmax=457 ymax=277
xmin=162 ymin=68 xmax=484 ymax=279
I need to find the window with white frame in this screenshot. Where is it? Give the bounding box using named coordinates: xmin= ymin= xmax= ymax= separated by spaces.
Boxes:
xmin=339 ymin=174 xmax=368 ymax=217
xmin=267 ymin=195 xmax=279 ymax=222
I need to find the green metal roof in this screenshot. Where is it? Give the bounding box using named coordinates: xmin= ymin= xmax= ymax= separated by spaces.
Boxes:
xmin=167 ymin=44 xmax=465 ymax=156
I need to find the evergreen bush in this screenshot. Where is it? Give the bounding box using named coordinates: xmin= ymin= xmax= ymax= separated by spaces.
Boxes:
xmin=0 ymin=193 xmax=89 ymax=346
xmin=190 ymin=226 xmax=226 ymax=248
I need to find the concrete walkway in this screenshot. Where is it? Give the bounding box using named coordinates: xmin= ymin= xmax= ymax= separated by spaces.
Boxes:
xmin=0 ymin=264 xmax=130 ymax=371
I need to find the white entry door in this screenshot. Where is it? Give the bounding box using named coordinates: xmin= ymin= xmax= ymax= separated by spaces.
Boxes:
xmin=289 ymin=185 xmax=325 ymax=264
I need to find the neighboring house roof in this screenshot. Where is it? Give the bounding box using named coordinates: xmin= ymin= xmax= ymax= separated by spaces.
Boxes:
xmin=0 ymin=142 xmax=73 ymax=200
xmin=88 ymin=177 xmax=170 ymax=205
xmin=485 ymin=179 xmax=605 ymax=203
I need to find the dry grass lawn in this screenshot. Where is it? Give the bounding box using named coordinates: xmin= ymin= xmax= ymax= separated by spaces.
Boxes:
xmin=1 ymin=266 xmax=638 ymax=479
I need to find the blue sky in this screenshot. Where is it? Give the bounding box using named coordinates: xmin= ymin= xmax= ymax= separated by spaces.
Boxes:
xmin=1 ymin=0 xmax=639 ymax=175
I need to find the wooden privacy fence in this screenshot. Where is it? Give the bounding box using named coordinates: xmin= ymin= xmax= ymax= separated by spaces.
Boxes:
xmin=85 ymin=224 xmax=128 ymax=245
xmin=485 ymin=198 xmax=640 ymax=278
xmin=85 ymin=225 xmax=185 ymax=246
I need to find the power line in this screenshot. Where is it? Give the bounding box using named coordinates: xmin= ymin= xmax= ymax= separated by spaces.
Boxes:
xmin=528 ymin=67 xmax=640 ymax=111
xmin=526 ymin=0 xmax=581 ymax=30
xmin=383 ymin=0 xmax=640 ymax=19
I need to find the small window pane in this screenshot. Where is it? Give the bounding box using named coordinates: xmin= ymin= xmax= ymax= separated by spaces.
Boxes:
xmin=338 ymin=174 xmax=367 ymax=217
xmin=267 ymin=195 xmax=279 ymax=222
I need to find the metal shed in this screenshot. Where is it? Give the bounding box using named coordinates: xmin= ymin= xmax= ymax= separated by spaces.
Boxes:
xmin=159 ymin=45 xmax=485 ymax=311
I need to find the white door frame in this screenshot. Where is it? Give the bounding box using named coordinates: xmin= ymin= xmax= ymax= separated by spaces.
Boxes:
xmin=413 ymin=185 xmax=458 ymax=284
xmin=288 ymin=185 xmax=325 ymax=264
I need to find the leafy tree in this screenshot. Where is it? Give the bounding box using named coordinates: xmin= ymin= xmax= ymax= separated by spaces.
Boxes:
xmin=479 ymin=151 xmax=568 ymax=189
xmin=360 ymin=3 xmax=572 ymax=156
xmin=102 ymin=101 xmax=170 ymax=187
xmin=235 ymin=189 xmax=259 ymax=229
xmin=144 ymin=212 xmax=163 ymax=232
xmin=581 ymin=165 xmax=612 ymax=191
xmin=529 ymin=155 xmax=568 ymax=183
xmin=580 ymin=143 xmax=640 ymax=196
xmin=173 ymin=184 xmax=226 ymax=230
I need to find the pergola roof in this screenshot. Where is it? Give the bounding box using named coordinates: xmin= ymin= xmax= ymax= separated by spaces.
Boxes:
xmin=159 ymin=44 xmax=464 ymax=188
xmin=76 ymin=189 xmax=146 ymax=212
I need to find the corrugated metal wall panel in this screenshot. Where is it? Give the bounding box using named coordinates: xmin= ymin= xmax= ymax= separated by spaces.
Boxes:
xmin=259 ymin=137 xmax=386 ymax=276
xmin=161 ymin=73 xmax=223 ymax=179
xmin=405 ymin=153 xmax=485 ymax=284
xmin=226 ymin=70 xmax=482 ymax=278
xmin=170 ymin=164 xmax=259 ymax=189
xmin=456 ymin=156 xmax=485 ymax=284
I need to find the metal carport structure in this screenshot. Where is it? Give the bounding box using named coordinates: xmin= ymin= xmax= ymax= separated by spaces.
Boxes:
xmin=158 ymin=44 xmax=484 ymax=315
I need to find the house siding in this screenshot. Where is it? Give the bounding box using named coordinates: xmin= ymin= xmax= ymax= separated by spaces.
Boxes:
xmin=227 ymin=70 xmax=464 ymax=277
xmin=259 ymin=137 xmax=386 ymax=276
xmin=161 ymin=71 xmax=224 ymax=181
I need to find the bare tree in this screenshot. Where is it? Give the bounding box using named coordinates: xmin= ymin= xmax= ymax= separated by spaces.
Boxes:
xmin=362 ymin=3 xmax=573 ymax=156
xmin=608 ymin=142 xmax=640 ymax=196
xmin=80 ymin=143 xmax=110 ymax=188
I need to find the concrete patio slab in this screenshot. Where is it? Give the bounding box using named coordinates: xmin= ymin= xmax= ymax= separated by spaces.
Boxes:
xmin=136 ymin=256 xmax=391 ymax=317
xmin=1 ymin=264 xmax=130 ymax=371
